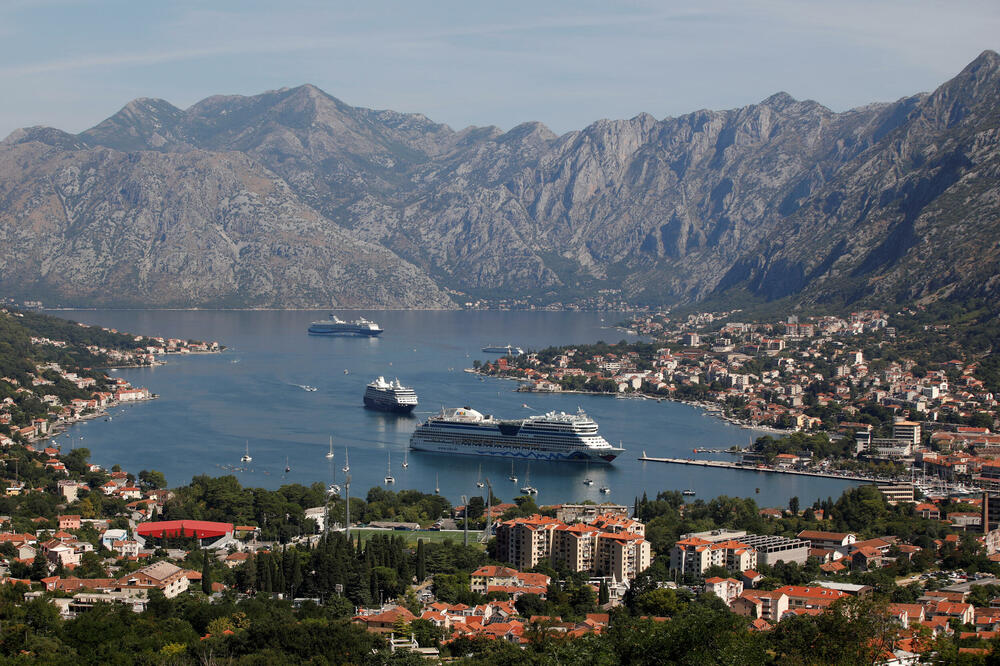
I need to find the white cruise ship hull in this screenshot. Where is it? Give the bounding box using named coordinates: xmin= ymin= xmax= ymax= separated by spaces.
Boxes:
xmin=409 ymin=438 xmax=622 ymax=462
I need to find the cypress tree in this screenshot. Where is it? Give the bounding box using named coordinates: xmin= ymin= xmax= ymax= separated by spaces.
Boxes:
xmin=599 ymin=580 xmax=610 ymax=605
xmin=261 ymin=557 xmax=273 ymax=593
xmin=416 ymin=539 xmax=426 ymax=582
xmin=201 ymin=549 xmax=212 ymax=595
xmin=290 ymin=553 xmax=303 ymax=598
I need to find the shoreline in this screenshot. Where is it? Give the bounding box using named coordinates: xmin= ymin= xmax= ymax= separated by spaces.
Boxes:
xmin=638 ymin=455 xmax=880 ymax=484
xmin=468 ymin=369 xmax=788 ymax=435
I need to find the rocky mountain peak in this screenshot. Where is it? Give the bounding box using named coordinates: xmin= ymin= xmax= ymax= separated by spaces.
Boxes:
xmin=760 ymin=91 xmax=798 ymax=109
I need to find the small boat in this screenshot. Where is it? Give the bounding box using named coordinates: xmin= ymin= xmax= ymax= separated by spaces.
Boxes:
xmin=327 ymin=483 xmax=341 ymax=495
xmin=344 ymin=369 xmax=349 ymax=375
xmin=682 ymin=489 xmax=696 ymax=496
xmin=385 ymin=453 xmax=395 ymax=484
xmin=342 ymin=448 xmax=350 ymax=473
xmin=508 ymin=460 xmax=518 ymax=483
xmin=284 ymin=457 xmax=291 ymax=473
xmin=476 ymin=464 xmax=485 ymax=489
xmin=401 ymin=450 xmax=409 ymax=468
xmin=435 ymin=474 xmax=440 ymax=494
xmin=520 ymin=466 xmax=537 ymax=495
xmin=583 ymin=460 xmax=594 ymax=486
xmin=599 ymin=485 xmax=611 ymax=494
xmin=325 ymin=436 xmax=335 ymax=460
xmin=302 ymin=385 xmax=318 ymax=392
xmin=241 ymin=441 xmax=252 ymax=464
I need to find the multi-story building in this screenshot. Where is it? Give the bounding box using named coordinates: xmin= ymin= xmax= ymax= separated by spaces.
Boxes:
xmin=704 ymin=577 xmax=744 ymax=606
xmin=494 ymin=515 xmax=561 ymax=570
xmin=555 ymin=504 xmax=629 ymax=523
xmin=114 ymin=561 xmax=189 ymax=599
xmin=551 ymin=524 xmax=599 ymax=573
xmin=495 ymin=514 xmax=652 ymax=582
xmin=596 ymin=532 xmax=652 ymax=582
xmin=796 ymin=530 xmax=856 ymax=555
xmin=669 ymin=535 xmax=757 ymax=577
xmin=740 ymin=534 xmax=809 ymax=569
xmin=893 ymin=420 xmax=921 ymax=445
xmin=877 ymin=484 xmax=915 ymax=505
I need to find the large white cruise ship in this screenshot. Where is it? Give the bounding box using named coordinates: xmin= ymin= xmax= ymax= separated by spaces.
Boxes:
xmin=308 ymin=314 xmax=383 ymax=337
xmin=409 ymin=407 xmax=625 ymax=463
xmin=364 ymin=377 xmax=418 ymax=414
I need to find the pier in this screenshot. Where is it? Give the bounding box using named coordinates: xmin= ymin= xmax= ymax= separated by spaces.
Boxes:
xmin=638 ymin=454 xmax=881 ymax=483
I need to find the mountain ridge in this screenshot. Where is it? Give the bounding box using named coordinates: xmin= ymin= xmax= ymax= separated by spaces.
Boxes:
xmin=1 ymin=51 xmax=999 ymax=309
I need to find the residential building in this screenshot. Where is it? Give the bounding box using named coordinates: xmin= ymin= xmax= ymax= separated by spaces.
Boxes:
xmin=114 ymin=561 xmax=189 ymax=599
xmin=796 ymin=530 xmax=856 ymax=555
xmin=704 ymin=577 xmax=743 ymax=606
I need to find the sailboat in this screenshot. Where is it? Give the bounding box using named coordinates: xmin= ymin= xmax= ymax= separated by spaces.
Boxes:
xmin=583 ymin=460 xmax=594 ymax=486
xmin=327 ymin=453 xmax=341 ymax=494
xmin=520 ymin=465 xmax=537 ymax=495
xmin=476 ymin=464 xmax=485 ymax=489
xmin=401 ymin=450 xmax=409 ymax=469
xmin=435 ymin=474 xmax=440 ymax=494
xmin=508 ymin=460 xmax=518 ymax=483
xmin=325 ymin=436 xmax=335 ymax=459
xmin=384 ymin=453 xmax=395 ymax=484
xmin=284 ymin=457 xmax=291 ymax=473
xmin=342 ymin=448 xmax=350 ymax=473
xmin=599 ymin=484 xmax=611 ymax=494
xmin=241 ymin=441 xmax=252 ymax=463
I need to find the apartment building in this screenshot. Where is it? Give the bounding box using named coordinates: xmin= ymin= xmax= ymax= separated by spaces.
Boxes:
xmin=495 ymin=513 xmax=652 ymax=582
xmin=596 ymin=532 xmax=652 ymax=582
xmin=494 ymin=515 xmax=562 ymax=570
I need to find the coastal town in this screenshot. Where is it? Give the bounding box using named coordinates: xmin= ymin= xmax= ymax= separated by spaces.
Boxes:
xmin=3 ymin=307 xmax=1000 ymax=661
xmin=474 ymin=306 xmax=1000 ymax=492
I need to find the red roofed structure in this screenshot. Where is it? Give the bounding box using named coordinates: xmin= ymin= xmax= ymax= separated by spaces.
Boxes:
xmin=136 ymin=520 xmax=233 ymax=540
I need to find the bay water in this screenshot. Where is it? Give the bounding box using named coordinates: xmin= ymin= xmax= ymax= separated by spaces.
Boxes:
xmin=49 ymin=310 xmax=858 ymax=509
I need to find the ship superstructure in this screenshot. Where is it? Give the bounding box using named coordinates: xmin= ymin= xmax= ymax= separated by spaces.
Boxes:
xmin=363 ymin=377 xmax=418 ymax=414
xmin=409 ymin=407 xmax=623 ymax=462
xmin=308 ymin=314 xmax=383 ymax=337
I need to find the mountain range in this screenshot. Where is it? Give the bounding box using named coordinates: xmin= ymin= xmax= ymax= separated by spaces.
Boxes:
xmin=1 ymin=51 xmax=999 ymax=309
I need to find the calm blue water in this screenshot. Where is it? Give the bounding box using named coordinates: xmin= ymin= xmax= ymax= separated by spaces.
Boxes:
xmin=47 ymin=310 xmax=858 ymax=508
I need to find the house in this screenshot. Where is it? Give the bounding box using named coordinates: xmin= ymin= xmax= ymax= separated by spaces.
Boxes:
xmin=352 ymin=606 xmax=416 ymax=634
xmin=57 ymin=515 xmax=81 ymax=531
xmin=796 ymin=530 xmax=856 ymax=554
xmin=703 ymin=577 xmax=743 ymax=606
xmin=732 ymin=589 xmax=789 ymax=622
xmin=115 ymin=561 xmax=189 ymax=598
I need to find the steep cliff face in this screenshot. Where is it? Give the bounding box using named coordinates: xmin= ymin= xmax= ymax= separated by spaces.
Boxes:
xmin=716 ymin=50 xmax=1000 ymax=306
xmin=0 ymin=141 xmax=451 ymax=308
xmin=1 ymin=52 xmax=998 ymax=308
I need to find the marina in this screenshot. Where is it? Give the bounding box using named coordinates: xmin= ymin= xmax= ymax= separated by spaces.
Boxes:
xmin=638 ymin=453 xmax=884 ymax=483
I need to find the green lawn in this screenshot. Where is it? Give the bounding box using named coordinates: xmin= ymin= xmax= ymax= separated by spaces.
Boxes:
xmin=345 ymin=528 xmax=486 ymax=548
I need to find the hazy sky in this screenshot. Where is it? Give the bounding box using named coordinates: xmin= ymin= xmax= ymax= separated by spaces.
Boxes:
xmin=1 ymin=0 xmax=998 ymax=138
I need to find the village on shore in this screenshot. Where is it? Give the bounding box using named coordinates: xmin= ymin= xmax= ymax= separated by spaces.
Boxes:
xmin=4 ymin=306 xmax=1000 ymax=661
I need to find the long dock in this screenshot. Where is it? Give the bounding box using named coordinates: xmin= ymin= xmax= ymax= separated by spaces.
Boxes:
xmin=638 ymin=454 xmax=881 ymax=483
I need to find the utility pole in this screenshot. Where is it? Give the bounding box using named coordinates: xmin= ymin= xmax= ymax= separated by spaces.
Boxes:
xmin=462 ymin=495 xmax=468 ymax=547
xmin=345 ymin=473 xmax=352 ymax=539
xmin=483 ymin=478 xmax=492 ymax=544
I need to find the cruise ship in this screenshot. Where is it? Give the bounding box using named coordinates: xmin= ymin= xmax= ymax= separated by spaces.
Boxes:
xmin=482 ymin=344 xmax=524 ymax=355
xmin=308 ymin=314 xmax=383 ymax=337
xmin=409 ymin=407 xmax=624 ymax=462
xmin=363 ymin=377 xmax=418 ymax=414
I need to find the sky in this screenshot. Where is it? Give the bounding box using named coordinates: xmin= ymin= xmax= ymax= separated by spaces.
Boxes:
xmin=1 ymin=0 xmax=998 ymax=138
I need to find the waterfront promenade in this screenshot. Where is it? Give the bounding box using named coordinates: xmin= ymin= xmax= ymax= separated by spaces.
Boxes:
xmin=638 ymin=453 xmax=881 ymax=483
